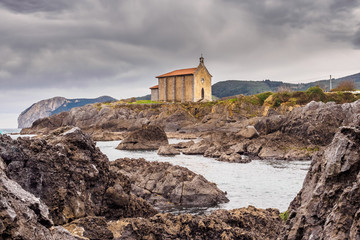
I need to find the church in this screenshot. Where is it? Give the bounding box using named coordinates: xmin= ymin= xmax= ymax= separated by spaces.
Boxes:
xmin=150 ymin=56 xmax=212 ymax=102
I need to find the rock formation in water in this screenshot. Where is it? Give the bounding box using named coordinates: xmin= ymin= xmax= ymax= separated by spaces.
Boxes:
xmin=279 ymin=126 xmax=360 ymax=240
xmin=0 ymin=127 xmax=156 ymax=226
xmin=18 ymin=96 xmax=117 ymax=128
xmin=110 ymin=158 xmax=229 ymax=209
xmin=116 ymin=125 xmax=168 ymax=150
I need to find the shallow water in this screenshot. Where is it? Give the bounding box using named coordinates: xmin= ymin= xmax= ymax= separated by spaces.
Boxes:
xmin=96 ymin=139 xmax=310 ymax=213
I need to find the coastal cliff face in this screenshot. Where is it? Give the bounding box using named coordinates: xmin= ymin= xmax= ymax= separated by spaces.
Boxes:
xmin=17 ymin=96 xmax=117 ymax=128
xmin=279 ymin=126 xmax=360 ymax=240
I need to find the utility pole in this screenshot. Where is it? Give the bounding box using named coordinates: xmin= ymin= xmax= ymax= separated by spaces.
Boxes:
xmin=329 ymin=75 xmax=332 ymax=91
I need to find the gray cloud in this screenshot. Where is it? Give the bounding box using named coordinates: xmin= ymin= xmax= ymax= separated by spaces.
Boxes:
xmin=0 ymin=0 xmax=360 ymax=127
xmin=0 ymin=0 xmax=73 ymax=13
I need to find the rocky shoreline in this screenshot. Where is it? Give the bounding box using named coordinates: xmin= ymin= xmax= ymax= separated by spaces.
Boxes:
xmin=21 ymin=100 xmax=360 ymax=163
xmin=2 ymin=100 xmax=360 ymax=239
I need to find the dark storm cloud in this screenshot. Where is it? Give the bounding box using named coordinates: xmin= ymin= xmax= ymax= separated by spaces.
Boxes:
xmin=0 ymin=0 xmax=359 ymax=91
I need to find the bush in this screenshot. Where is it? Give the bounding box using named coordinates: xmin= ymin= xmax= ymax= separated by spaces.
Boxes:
xmin=331 ymin=80 xmax=355 ymax=92
xmin=306 ymin=86 xmax=326 ymax=102
xmin=256 ymin=92 xmax=272 ymax=105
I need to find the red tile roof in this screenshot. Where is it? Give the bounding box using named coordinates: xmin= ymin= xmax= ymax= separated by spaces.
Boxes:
xmin=156 ymin=67 xmax=197 ymax=78
xmin=150 ymin=85 xmax=159 ymax=89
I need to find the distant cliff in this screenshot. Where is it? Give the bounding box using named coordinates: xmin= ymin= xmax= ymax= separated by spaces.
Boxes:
xmin=18 ymin=96 xmax=117 ymax=128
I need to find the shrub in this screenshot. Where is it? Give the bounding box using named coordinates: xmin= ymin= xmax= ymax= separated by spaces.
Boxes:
xmin=280 ymin=211 xmax=289 ymax=221
xmin=306 ymin=86 xmax=326 ymax=102
xmin=331 ymin=80 xmax=355 ymax=92
xmin=256 ymin=92 xmax=272 ymax=105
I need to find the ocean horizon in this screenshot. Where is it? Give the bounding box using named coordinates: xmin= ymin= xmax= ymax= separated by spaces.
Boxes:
xmin=0 ymin=128 xmax=21 ymax=134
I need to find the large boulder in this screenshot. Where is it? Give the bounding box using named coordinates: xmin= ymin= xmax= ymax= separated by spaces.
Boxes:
xmin=238 ymin=125 xmax=259 ymax=139
xmin=116 ymin=125 xmax=168 ymax=150
xmin=0 ymin=127 xmax=156 ymax=225
xmin=110 ymin=158 xmax=229 ymax=209
xmin=279 ymin=126 xmax=360 ymax=240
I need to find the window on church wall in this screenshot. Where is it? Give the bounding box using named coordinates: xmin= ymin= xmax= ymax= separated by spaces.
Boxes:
xmin=201 ymin=78 xmax=204 ymax=84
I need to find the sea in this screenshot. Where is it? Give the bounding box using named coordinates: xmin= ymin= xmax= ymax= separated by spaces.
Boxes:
xmin=97 ymin=139 xmax=310 ymax=213
xmin=0 ymin=128 xmax=21 ymax=134
xmin=0 ymin=128 xmax=310 ymax=213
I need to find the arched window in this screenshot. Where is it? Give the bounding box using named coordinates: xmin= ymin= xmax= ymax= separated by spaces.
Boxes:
xmin=201 ymin=88 xmax=204 ymax=99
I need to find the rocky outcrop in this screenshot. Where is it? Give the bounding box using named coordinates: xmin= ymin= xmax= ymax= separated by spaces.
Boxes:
xmin=279 ymin=126 xmax=360 ymax=240
xmin=182 ymin=140 xmax=211 ymax=155
xmin=0 ymin=128 xmax=156 ymax=225
xmin=256 ymin=100 xmax=360 ymax=146
xmin=0 ymin=157 xmax=79 ymax=239
xmin=157 ymin=145 xmax=180 ymax=155
xmin=18 ymin=96 xmax=117 ymax=128
xmin=110 ymin=158 xmax=229 ymax=209
xmin=63 ymin=206 xmax=283 ymax=240
xmin=116 ymin=125 xmax=168 ymax=150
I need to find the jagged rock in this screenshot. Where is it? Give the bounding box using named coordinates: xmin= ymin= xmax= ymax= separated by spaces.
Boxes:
xmin=110 ymin=158 xmax=229 ymax=209
xmin=218 ymin=153 xmax=251 ymax=163
xmin=279 ymin=126 xmax=360 ymax=240
xmin=228 ymin=142 xmax=247 ymax=154
xmin=204 ymin=146 xmax=223 ymax=158
xmin=0 ymin=128 xmax=156 ymax=225
xmin=68 ymin=206 xmax=283 ymax=240
xmin=116 ymin=125 xmax=168 ymax=150
xmin=182 ymin=140 xmax=211 ymax=155
xmin=238 ymin=125 xmax=259 ymax=139
xmin=157 ymin=145 xmax=180 ymax=155
xmin=0 ymin=157 xmax=78 ymax=240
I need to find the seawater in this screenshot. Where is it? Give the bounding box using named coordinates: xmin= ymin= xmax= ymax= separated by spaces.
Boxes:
xmin=96 ymin=139 xmax=310 ymax=213
xmin=0 ymin=128 xmax=21 ymax=134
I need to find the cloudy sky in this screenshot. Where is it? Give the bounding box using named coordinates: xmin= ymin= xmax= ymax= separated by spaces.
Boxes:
xmin=1 ymin=0 xmax=360 ymax=128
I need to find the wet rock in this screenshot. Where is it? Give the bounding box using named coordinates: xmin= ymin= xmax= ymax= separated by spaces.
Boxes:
xmin=116 ymin=125 xmax=168 ymax=150
xmin=0 ymin=128 xmax=156 ymax=225
xmin=279 ymin=126 xmax=360 ymax=240
xmin=182 ymin=140 xmax=211 ymax=155
xmin=157 ymin=145 xmax=180 ymax=155
xmin=238 ymin=125 xmax=259 ymax=139
xmin=218 ymin=153 xmax=251 ymax=163
xmin=110 ymin=158 xmax=229 ymax=209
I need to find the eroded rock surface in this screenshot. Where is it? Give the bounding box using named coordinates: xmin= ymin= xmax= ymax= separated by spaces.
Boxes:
xmin=116 ymin=125 xmax=168 ymax=150
xmin=110 ymin=158 xmax=229 ymax=209
xmin=0 ymin=128 xmax=156 ymax=225
xmin=157 ymin=145 xmax=180 ymax=155
xmin=279 ymin=126 xmax=360 ymax=240
xmin=64 ymin=206 xmax=283 ymax=240
xmin=0 ymin=157 xmax=79 ymax=240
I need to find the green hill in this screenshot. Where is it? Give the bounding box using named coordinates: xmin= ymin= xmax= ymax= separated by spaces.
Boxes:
xmin=212 ymin=72 xmax=360 ymax=98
